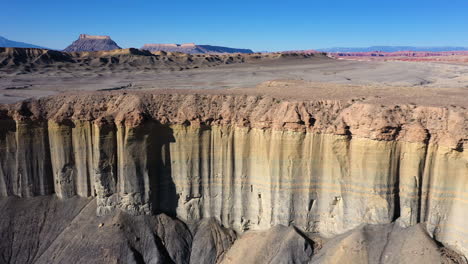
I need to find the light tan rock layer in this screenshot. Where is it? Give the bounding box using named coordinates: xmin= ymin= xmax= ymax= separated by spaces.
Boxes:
xmin=0 ymin=93 xmax=467 ymax=256
xmin=1 ymin=92 xmax=466 ymax=146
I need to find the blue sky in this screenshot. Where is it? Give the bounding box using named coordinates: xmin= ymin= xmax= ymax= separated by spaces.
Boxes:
xmin=2 ymin=0 xmax=468 ymax=51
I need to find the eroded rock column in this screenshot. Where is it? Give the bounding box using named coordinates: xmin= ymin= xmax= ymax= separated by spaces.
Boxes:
xmin=93 ymin=121 xmax=118 ymax=216
xmin=15 ymin=120 xmax=54 ymax=197
xmin=48 ymin=121 xmax=76 ymax=198
xmin=0 ymin=120 xmax=17 ymax=196
xmin=116 ymin=122 xmax=156 ymax=214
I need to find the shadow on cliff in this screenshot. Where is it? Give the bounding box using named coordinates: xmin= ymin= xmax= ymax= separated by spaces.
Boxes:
xmin=147 ymin=123 xmax=178 ymax=217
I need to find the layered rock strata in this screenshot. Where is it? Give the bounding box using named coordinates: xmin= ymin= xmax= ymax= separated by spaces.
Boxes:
xmin=141 ymin=43 xmax=254 ymax=54
xmin=63 ymin=34 xmax=122 ymax=52
xmin=0 ymin=93 xmax=466 ymax=257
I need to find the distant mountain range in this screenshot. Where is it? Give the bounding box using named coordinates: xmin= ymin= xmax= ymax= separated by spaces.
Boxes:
xmin=318 ymin=46 xmax=468 ymax=52
xmin=141 ymin=43 xmax=254 ymax=54
xmin=0 ymin=35 xmax=47 ymax=49
xmin=3 ymin=34 xmax=468 ymax=55
xmin=63 ymin=34 xmax=122 ymax=52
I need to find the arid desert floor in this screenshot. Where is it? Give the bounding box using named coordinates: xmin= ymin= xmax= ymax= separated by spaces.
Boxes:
xmin=1 ymin=54 xmax=468 ymax=107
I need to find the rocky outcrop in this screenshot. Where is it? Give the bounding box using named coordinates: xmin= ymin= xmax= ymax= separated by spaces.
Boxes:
xmin=220 ymin=225 xmax=313 ymax=263
xmin=190 ymin=218 xmax=237 ymax=264
xmin=0 ymin=92 xmax=467 ymax=260
xmin=310 ymin=223 xmax=459 ymax=264
xmin=141 ymin=43 xmax=254 ymax=54
xmin=63 ymin=34 xmax=122 ymax=52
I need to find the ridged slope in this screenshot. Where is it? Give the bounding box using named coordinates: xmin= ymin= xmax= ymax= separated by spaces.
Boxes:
xmin=0 ymin=47 xmax=74 ymax=66
xmin=0 ymin=47 xmax=323 ymax=74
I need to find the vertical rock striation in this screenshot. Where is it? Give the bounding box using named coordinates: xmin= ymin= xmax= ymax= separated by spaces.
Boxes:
xmin=0 ymin=119 xmax=53 ymax=197
xmin=0 ymin=93 xmax=466 ymax=256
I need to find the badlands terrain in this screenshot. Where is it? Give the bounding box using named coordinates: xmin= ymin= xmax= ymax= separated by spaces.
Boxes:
xmin=1 ymin=47 xmax=468 ymax=105
xmin=0 ymin=47 xmax=467 ymax=263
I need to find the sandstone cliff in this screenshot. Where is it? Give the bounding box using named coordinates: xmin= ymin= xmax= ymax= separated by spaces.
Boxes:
xmin=0 ymin=92 xmax=466 ymax=261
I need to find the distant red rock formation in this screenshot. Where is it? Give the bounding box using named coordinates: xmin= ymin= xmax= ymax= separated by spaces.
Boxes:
xmin=279 ymin=49 xmax=322 ymax=54
xmin=329 ymin=50 xmax=468 ymax=63
xmin=332 ymin=50 xmax=468 ymax=57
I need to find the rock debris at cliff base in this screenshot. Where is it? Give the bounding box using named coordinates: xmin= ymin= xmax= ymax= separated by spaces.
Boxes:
xmin=0 ymin=196 xmax=464 ymax=264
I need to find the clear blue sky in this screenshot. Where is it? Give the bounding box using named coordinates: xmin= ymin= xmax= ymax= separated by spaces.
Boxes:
xmin=3 ymin=0 xmax=468 ymax=51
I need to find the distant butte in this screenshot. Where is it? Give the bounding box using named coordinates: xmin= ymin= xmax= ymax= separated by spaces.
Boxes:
xmin=141 ymin=43 xmax=254 ymax=54
xmin=63 ymin=34 xmax=121 ymax=52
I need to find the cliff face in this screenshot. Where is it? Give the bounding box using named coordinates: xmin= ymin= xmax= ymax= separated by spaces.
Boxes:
xmin=0 ymin=93 xmax=467 ymax=258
